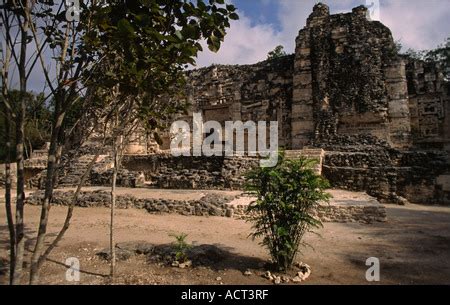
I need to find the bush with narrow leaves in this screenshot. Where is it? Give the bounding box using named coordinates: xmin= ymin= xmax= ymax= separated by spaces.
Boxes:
xmin=245 ymin=153 xmax=331 ymax=271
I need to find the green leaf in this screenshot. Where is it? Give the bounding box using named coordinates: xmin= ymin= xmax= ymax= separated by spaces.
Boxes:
xmin=174 ymin=30 xmax=183 ymax=40
xmin=207 ymin=35 xmax=221 ymax=52
xmin=117 ymin=19 xmax=136 ymax=37
xmin=229 ymin=12 xmax=239 ymax=20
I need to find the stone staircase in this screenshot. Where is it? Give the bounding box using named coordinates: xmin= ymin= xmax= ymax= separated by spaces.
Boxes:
xmin=58 ymin=154 xmax=112 ymax=187
xmin=24 ymin=147 xmax=49 ymax=169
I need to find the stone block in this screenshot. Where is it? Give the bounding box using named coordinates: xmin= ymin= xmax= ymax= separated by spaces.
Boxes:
xmin=384 ymin=64 xmax=406 ymax=80
xmin=292 ymin=104 xmax=313 ymax=118
xmin=386 ymin=81 xmax=408 ymax=99
xmin=293 ymin=73 xmax=312 ymax=86
xmin=388 ymin=99 xmax=410 ymax=118
xmin=293 ymin=88 xmax=313 ymax=101
xmin=437 ymin=175 xmax=450 ymax=192
xmin=294 ymin=59 xmax=311 ymax=70
xmin=291 ymin=120 xmax=315 ymax=134
xmin=297 ymin=47 xmax=311 ymax=56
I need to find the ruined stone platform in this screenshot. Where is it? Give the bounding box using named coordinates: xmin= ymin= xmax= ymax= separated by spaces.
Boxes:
xmin=228 ymin=189 xmax=386 ymax=224
xmin=23 ymin=187 xmax=386 ymax=224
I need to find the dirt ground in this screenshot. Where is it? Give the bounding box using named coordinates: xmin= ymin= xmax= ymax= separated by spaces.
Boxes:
xmin=0 ymin=196 xmax=449 ymax=285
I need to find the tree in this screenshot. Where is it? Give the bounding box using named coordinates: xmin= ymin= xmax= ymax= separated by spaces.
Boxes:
xmin=404 ymin=37 xmax=449 ymax=81
xmin=404 ymin=48 xmax=427 ymax=60
xmin=0 ymin=91 xmax=51 ymax=161
xmin=85 ymin=0 xmax=239 ymax=278
xmin=267 ymin=45 xmax=287 ymax=60
xmin=0 ymin=48 xmax=14 ymax=283
xmin=2 ymin=0 xmax=101 ymax=284
xmin=25 ymin=1 xmax=100 ymax=284
xmin=1 ymin=0 xmax=238 ymax=284
xmin=245 ymin=154 xmax=330 ymax=271
xmin=424 ymin=37 xmax=449 ymax=81
xmin=1 ymin=0 xmax=37 ymax=284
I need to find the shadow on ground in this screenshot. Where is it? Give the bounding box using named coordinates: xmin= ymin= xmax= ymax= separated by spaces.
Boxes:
xmin=97 ymin=241 xmax=267 ymax=273
xmin=341 ymin=205 xmax=450 ymax=284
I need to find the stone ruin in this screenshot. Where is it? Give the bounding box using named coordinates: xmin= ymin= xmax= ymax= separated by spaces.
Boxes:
xmin=8 ymin=3 xmax=450 ymax=205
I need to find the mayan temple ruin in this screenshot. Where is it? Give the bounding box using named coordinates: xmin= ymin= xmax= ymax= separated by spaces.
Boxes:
xmin=20 ymin=3 xmax=450 ymax=206
xmin=2 ymin=1 xmax=450 ymax=287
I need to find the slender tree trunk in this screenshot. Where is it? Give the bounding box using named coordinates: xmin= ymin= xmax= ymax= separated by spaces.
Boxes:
xmin=30 ymin=92 xmax=91 ymax=283
xmin=2 ymin=102 xmax=16 ymax=284
xmin=36 ymin=151 xmax=101 ymax=271
xmin=29 ymin=108 xmax=65 ymax=284
xmin=12 ymin=13 xmax=29 ymax=283
xmin=24 ymin=138 xmax=29 ymax=159
xmin=110 ymin=136 xmax=119 ymax=278
xmin=28 ymin=139 xmax=33 ymax=159
xmin=12 ymin=91 xmax=26 ymax=285
xmin=1 ymin=31 xmax=15 ymax=284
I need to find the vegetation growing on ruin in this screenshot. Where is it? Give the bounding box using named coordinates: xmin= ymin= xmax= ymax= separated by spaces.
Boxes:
xmin=267 ymin=45 xmax=287 ymax=60
xmin=404 ymin=37 xmax=449 ymax=80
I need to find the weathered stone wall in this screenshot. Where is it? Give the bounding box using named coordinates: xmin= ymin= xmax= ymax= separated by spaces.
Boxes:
xmin=122 ymin=154 xmax=259 ymax=190
xmin=322 ymin=148 xmax=450 ymax=204
xmin=25 ymin=190 xmax=387 ymax=224
xmin=291 ymin=4 xmax=411 ymax=149
xmin=25 ymin=190 xmax=238 ymax=217
xmin=406 ymin=58 xmax=450 ymax=150
xmin=90 ymin=168 xmax=145 ymax=188
xmin=15 ymin=3 xmax=449 ymax=208
xmin=123 ymin=55 xmax=295 ymax=153
xmin=185 ymin=54 xmax=294 ymax=148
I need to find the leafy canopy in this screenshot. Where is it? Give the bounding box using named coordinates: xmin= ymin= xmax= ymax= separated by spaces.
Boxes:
xmin=84 ymin=0 xmax=239 ymax=129
xmin=85 ymin=0 xmax=238 ymax=91
xmin=267 ymin=45 xmax=287 ymax=60
xmin=404 ymin=37 xmax=450 ymax=80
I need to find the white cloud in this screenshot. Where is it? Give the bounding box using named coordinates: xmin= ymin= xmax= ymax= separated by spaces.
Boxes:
xmin=195 ymin=0 xmax=450 ymax=67
xmin=195 ymin=0 xmax=364 ymax=66
xmin=380 ymin=0 xmax=450 ymax=50
xmin=277 ymin=0 xmax=373 ymax=52
xmin=194 ymin=11 xmax=285 ymax=67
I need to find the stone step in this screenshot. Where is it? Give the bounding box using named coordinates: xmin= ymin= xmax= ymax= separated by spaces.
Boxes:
xmin=58 ymin=153 xmax=113 ymax=187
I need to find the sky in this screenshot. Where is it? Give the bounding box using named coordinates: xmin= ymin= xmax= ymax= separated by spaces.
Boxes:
xmin=6 ymin=0 xmax=450 ymax=92
xmin=194 ymin=0 xmax=450 ymax=67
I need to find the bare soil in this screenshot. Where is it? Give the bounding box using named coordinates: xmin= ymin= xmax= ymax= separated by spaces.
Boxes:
xmin=0 ymin=193 xmax=449 ymax=285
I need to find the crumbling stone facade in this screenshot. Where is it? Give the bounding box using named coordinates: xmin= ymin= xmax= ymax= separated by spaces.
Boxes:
xmin=18 ymin=3 xmax=450 ymax=205
xmin=121 ymin=154 xmax=259 ymax=190
xmin=130 ymin=3 xmax=447 ymax=204
xmin=169 ymin=4 xmax=448 ymax=151
xmin=181 ymin=54 xmax=295 ymax=149
xmin=406 ymin=58 xmax=450 ymax=150
xmin=119 ymin=3 xmax=448 ymax=204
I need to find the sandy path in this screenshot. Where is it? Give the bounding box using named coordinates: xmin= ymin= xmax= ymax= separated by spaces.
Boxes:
xmin=0 ymin=200 xmax=449 ymax=285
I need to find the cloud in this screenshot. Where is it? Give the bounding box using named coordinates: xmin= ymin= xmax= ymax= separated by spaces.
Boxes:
xmin=277 ymin=0 xmax=375 ymax=52
xmin=195 ymin=0 xmax=450 ymax=67
xmin=194 ymin=11 xmax=285 ymax=67
xmin=276 ymin=0 xmax=317 ymax=52
xmin=380 ymin=0 xmax=450 ymax=50
xmin=195 ymin=0 xmax=364 ymax=66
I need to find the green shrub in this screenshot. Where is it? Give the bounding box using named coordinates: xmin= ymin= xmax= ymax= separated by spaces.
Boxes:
xmin=245 ymin=153 xmax=331 ymax=271
xmin=170 ymin=233 xmax=191 ymax=263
